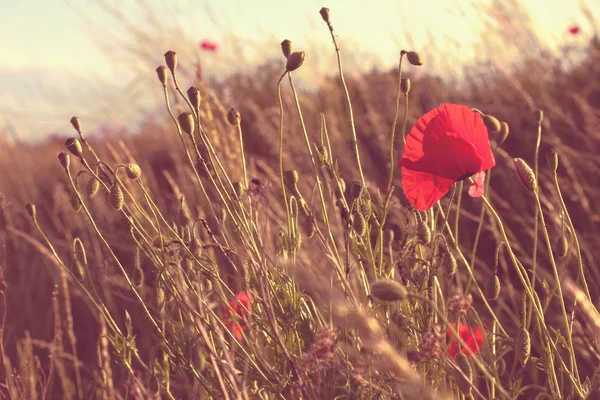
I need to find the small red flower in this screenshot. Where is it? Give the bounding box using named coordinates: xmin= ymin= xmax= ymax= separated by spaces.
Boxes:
xmin=446 ymin=322 xmax=485 ymax=359
xmin=398 ymin=103 xmax=496 ymax=210
xmin=568 ymin=25 xmax=580 ymax=35
xmin=200 ymin=40 xmax=219 ymax=52
xmin=222 ymin=291 xmax=253 ymax=340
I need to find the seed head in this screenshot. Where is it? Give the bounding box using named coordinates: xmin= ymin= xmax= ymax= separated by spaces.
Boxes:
xmin=286 ymin=51 xmax=305 ymax=72
xmin=281 ymin=39 xmax=292 ymax=58
xmin=25 ymin=203 xmax=36 ymax=220
xmin=514 ymin=158 xmax=537 ymax=193
xmin=232 ymin=181 xmax=244 ymax=198
xmin=70 ymin=116 xmax=82 ymax=133
xmin=70 ymin=192 xmax=82 ymax=212
xmin=447 ymin=294 xmax=472 ymax=317
xmin=351 ymin=213 xmax=367 ymax=236
xmin=156 ymin=66 xmax=168 ymax=86
xmin=441 ymin=250 xmax=457 ymax=275
xmin=319 ymin=7 xmax=331 ymax=24
xmin=86 ymin=177 xmax=100 ymax=198
xmin=65 ymin=137 xmax=83 ymax=158
xmin=283 ymin=169 xmax=299 ymax=189
xmin=164 ymin=50 xmax=177 ymax=72
xmin=302 ymin=214 xmax=316 ymax=239
xmin=417 ymin=219 xmax=431 ymax=244
xmin=178 ymin=112 xmax=194 ymax=135
xmin=187 ymin=86 xmax=201 ymax=111
xmin=400 ymin=78 xmax=411 ymax=94
xmin=485 ymin=274 xmax=501 ymax=300
xmin=406 ymin=51 xmax=423 ymax=66
xmin=515 ymin=328 xmax=531 ymax=366
xmin=349 ymin=181 xmax=363 ymax=202
xmin=178 ymin=196 xmax=191 ymax=227
xmin=58 ymin=151 xmax=71 ymax=170
xmin=370 ymin=279 xmax=408 ymax=301
xmin=483 ymin=114 xmax=501 ymax=133
xmin=546 ymin=150 xmax=558 ymax=173
xmin=227 ymin=107 xmax=241 ymax=126
xmin=555 ymin=235 xmax=569 ymax=258
xmin=74 ymin=261 xmax=85 ymax=281
xmin=108 ymin=182 xmax=124 ymax=211
xmin=133 ymin=267 xmax=145 ymax=288
xmin=498 ymin=121 xmax=510 ymax=144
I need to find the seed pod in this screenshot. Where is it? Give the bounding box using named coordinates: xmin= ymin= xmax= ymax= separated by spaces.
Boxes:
xmin=164 ymin=50 xmax=177 ymax=72
xmin=515 ymin=328 xmax=531 ymax=366
xmin=178 ymin=112 xmax=194 ymax=135
xmin=351 ymin=213 xmax=367 ymax=236
xmin=514 ymin=158 xmax=537 ymax=193
xmin=406 ymin=51 xmax=423 ymax=66
xmin=286 ymin=51 xmax=305 ymax=72
xmin=58 ymin=151 xmax=71 ymax=170
xmin=370 ymin=279 xmax=408 ymax=301
xmin=133 ymin=267 xmax=144 ymax=288
xmin=441 ymin=250 xmax=457 ymax=275
xmin=302 ymin=214 xmax=316 ymax=239
xmin=281 ymin=39 xmax=292 ymax=58
xmin=87 ymin=177 xmax=100 ymax=198
xmin=65 ymin=137 xmax=83 ymax=157
xmin=108 ymin=182 xmax=124 ymax=211
xmin=232 ymin=181 xmax=244 ymax=198
xmin=319 ymin=7 xmax=330 ymax=24
xmin=25 ymin=203 xmax=36 ymax=220
xmin=74 ymin=261 xmax=85 ymax=281
xmin=70 ymin=116 xmax=82 ymax=133
xmin=417 ymin=219 xmax=431 ymax=244
xmin=498 ymin=121 xmax=510 ymax=144
xmin=125 ymin=163 xmax=142 ymax=180
xmin=71 ymin=192 xmax=82 ymax=212
xmin=400 ymin=78 xmax=411 ymax=94
xmin=283 ymin=169 xmax=299 ymax=189
xmin=555 ymin=235 xmax=569 ymax=258
xmin=454 ymin=352 xmax=473 ymax=395
xmin=546 ymin=150 xmax=558 ymax=173
xmin=227 ymin=107 xmax=241 ymax=126
xmin=483 ymin=114 xmax=501 ymax=133
xmin=187 ymin=86 xmax=201 ymax=111
xmin=485 ymin=274 xmax=501 ymax=300
xmin=156 ymin=66 xmax=168 ymax=86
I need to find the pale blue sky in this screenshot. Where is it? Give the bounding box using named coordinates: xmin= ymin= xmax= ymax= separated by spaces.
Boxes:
xmin=0 ymin=0 xmax=597 ymax=139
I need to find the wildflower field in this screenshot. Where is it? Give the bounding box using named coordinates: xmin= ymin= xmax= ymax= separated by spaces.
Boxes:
xmin=1 ymin=4 xmax=600 ymax=400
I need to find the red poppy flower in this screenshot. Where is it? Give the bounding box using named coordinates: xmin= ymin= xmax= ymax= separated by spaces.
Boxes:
xmin=468 ymin=171 xmax=486 ymax=198
xmin=222 ymin=291 xmax=253 ymax=340
xmin=200 ymin=40 xmax=219 ymax=52
xmin=398 ymin=103 xmax=496 ymax=211
xmin=568 ymin=25 xmax=580 ymax=35
xmin=446 ymin=322 xmax=485 ymax=359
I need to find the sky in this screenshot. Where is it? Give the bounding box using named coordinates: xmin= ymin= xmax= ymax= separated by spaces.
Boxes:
xmin=0 ymin=0 xmax=597 ymax=140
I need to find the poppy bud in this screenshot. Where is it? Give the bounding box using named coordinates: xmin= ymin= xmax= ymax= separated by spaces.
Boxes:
xmin=417 ymin=219 xmax=431 ymax=244
xmin=178 ymin=112 xmax=194 ymax=135
xmin=286 ymin=51 xmax=305 ymax=72
xmin=164 ymin=50 xmax=177 ymax=72
xmin=534 ymin=109 xmax=544 ymax=124
xmin=351 ymin=213 xmax=366 ymax=236
xmin=406 ymin=51 xmax=423 ymax=66
xmin=125 ymin=163 xmax=142 ymax=180
xmin=156 ymin=66 xmax=168 ymax=86
xmin=441 ymin=250 xmax=457 ymax=275
xmin=349 ymin=181 xmax=363 ymax=202
xmin=498 ymin=121 xmax=510 ymax=144
xmin=58 ymin=151 xmax=71 ymax=170
xmin=108 ymin=182 xmax=124 ymax=211
xmin=187 ymin=86 xmax=201 ymax=111
xmin=227 ymin=107 xmax=241 ymax=126
xmin=65 ymin=137 xmax=83 ymax=158
xmin=283 ymin=169 xmax=299 ymax=188
xmin=369 ymin=279 xmax=407 ymax=301
xmin=515 ymin=328 xmax=531 ymax=366
xmin=70 ymin=116 xmax=82 ymax=133
xmin=319 ymin=7 xmax=331 ymax=24
xmin=514 ymin=158 xmax=537 ymax=193
xmin=87 ymin=177 xmax=100 ymax=198
xmin=555 ymin=235 xmax=569 ymax=258
xmin=546 ymin=150 xmax=558 ymax=173
xmin=281 ymin=39 xmax=292 ymax=58
xmin=483 ymin=114 xmax=501 ymax=133
xmin=400 ymin=78 xmax=411 ymax=94
xmin=485 ymin=274 xmax=501 ymax=300
xmin=302 ymin=214 xmax=316 ymax=238
xmin=71 ymin=192 xmax=82 ymax=212
xmin=232 ymin=181 xmax=244 ymax=198
xmin=25 ymin=203 xmax=36 ymax=220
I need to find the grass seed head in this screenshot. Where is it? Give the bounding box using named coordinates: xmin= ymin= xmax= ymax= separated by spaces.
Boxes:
xmin=178 ymin=112 xmax=194 ymax=135
xmin=281 ymin=39 xmax=292 ymax=58
xmin=417 ymin=219 xmax=431 ymax=244
xmin=133 ymin=267 xmax=144 ymax=288
xmin=70 ymin=116 xmax=81 ymax=133
xmin=400 ymin=78 xmax=411 ymax=94
xmin=65 ymin=137 xmax=83 ymax=158
xmin=156 ymin=66 xmax=168 ymax=86
xmin=164 ymin=50 xmax=177 ymax=72
xmin=406 ymin=51 xmax=423 ymax=66
xmin=351 ymin=213 xmax=367 ymax=236
xmin=483 ymin=114 xmax=502 ymax=133
xmin=369 ymin=279 xmax=408 ymax=301
xmin=227 ymin=107 xmax=241 ymax=126
xmin=514 ymin=158 xmax=537 ymax=193
xmin=286 ymin=51 xmax=306 ymax=72
xmin=441 ymin=250 xmax=457 ymax=275
xmin=58 ymin=151 xmax=71 ymax=170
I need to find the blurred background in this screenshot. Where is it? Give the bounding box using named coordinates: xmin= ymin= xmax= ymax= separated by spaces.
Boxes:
xmin=0 ymin=0 xmax=597 ymax=141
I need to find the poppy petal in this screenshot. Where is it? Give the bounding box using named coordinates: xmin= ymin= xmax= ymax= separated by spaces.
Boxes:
xmin=468 ymin=171 xmax=486 ymax=197
xmin=401 ymin=168 xmax=455 ymax=211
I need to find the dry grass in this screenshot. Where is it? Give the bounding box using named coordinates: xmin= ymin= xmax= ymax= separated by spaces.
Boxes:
xmin=1 ymin=2 xmax=600 ymax=399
